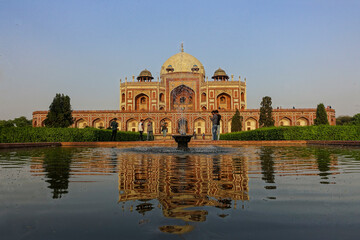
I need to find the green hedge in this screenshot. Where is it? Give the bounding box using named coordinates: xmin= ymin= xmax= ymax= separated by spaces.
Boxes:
xmin=220 ymin=125 xmax=360 ymax=141
xmin=0 ymin=127 xmax=144 ymax=143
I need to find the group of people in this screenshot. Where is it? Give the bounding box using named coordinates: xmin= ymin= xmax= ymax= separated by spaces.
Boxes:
xmin=209 ymin=110 xmax=222 ymax=140
xmin=138 ymin=119 xmax=168 ymax=141
xmin=110 ymin=111 xmax=221 ymax=142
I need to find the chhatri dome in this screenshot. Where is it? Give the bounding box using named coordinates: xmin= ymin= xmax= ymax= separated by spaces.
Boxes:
xmin=160 ymin=44 xmax=205 ymax=76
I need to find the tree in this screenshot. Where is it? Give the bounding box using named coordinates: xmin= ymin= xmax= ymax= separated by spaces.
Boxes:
xmin=13 ymin=116 xmax=32 ymax=127
xmin=351 ymin=113 xmax=360 ymax=125
xmin=336 ymin=115 xmax=353 ymax=125
xmin=259 ymin=96 xmax=274 ymax=127
xmin=0 ymin=116 xmax=32 ymax=127
xmin=44 ymin=93 xmax=74 ymax=128
xmin=314 ymin=103 xmax=329 ymax=125
xmin=231 ymin=108 xmax=243 ymax=132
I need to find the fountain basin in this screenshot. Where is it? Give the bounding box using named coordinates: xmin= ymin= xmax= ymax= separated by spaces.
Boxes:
xmin=172 ymin=135 xmax=193 ymax=151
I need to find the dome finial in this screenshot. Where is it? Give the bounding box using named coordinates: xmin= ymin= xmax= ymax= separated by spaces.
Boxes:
xmin=181 ymin=42 xmax=184 ymax=52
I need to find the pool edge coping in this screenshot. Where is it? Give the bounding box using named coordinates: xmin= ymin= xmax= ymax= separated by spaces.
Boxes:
xmin=1 ymin=140 xmax=360 ymax=149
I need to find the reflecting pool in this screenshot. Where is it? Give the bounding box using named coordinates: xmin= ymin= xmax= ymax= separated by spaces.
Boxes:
xmin=1 ymin=145 xmax=360 ymax=240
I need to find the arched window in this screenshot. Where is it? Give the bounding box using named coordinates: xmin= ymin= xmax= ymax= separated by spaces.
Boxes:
xmin=159 ymin=93 xmax=164 ymax=102
xmin=122 ymin=93 xmax=125 ymax=102
xmin=201 ymin=93 xmax=206 ymax=102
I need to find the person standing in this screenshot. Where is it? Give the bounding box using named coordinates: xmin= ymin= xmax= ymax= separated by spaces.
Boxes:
xmin=209 ymin=111 xmax=219 ymax=141
xmin=161 ymin=121 xmax=168 ymax=139
xmin=147 ymin=121 xmax=154 ymax=141
xmin=216 ymin=110 xmax=222 ymax=140
xmin=138 ymin=119 xmax=144 ymax=141
xmin=110 ymin=119 xmax=119 ymax=141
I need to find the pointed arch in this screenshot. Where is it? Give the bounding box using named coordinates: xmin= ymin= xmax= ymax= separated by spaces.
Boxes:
xmin=194 ymin=117 xmax=206 ymax=135
xmin=76 ymin=118 xmax=88 ymax=128
xmin=170 ymin=85 xmax=195 ymax=111
xmin=245 ymin=117 xmax=257 ymax=131
xmin=135 ymin=93 xmax=149 ymax=111
xmin=217 ymin=93 xmax=231 ymax=110
xmin=201 ymin=92 xmax=207 ymax=102
xmin=159 ymin=93 xmax=164 ymax=102
xmin=279 ymin=117 xmax=291 ymax=126
xmin=93 ymin=118 xmax=105 ymax=129
xmin=126 ymin=118 xmax=138 ymax=132
xmin=160 ymin=118 xmax=172 ymax=134
xmin=296 ymin=117 xmax=309 ymax=126
xmin=143 ymin=118 xmax=154 ymax=133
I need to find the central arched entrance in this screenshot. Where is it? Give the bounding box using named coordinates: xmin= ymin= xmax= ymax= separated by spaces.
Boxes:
xmin=170 ymin=85 xmax=195 ymax=111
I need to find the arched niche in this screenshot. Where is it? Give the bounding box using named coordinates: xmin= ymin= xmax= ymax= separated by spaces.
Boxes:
xmin=217 ymin=93 xmax=231 ymax=110
xmin=194 ymin=118 xmax=206 ymax=135
xmin=159 ymin=93 xmax=164 ymax=102
xmin=245 ymin=118 xmax=257 ymax=131
xmin=126 ymin=118 xmax=138 ymax=132
xmin=76 ymin=118 xmax=88 ymax=128
xmin=201 ymin=92 xmax=207 ymax=102
xmin=135 ymin=93 xmax=149 ymax=111
xmin=296 ymin=117 xmax=309 ymax=126
xmin=279 ymin=117 xmax=291 ymax=126
xmin=143 ymin=118 xmax=154 ymax=133
xmin=93 ymin=118 xmax=105 ymax=129
xmin=170 ymin=85 xmax=195 ymax=111
xmin=160 ymin=118 xmax=172 ymax=134
xmin=241 ymin=92 xmax=245 ymax=102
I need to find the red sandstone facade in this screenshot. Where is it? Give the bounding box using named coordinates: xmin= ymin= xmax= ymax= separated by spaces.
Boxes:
xmin=32 ymin=49 xmax=336 ymax=137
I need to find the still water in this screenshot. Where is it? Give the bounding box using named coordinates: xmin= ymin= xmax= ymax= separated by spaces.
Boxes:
xmin=1 ymin=145 xmax=360 ymax=240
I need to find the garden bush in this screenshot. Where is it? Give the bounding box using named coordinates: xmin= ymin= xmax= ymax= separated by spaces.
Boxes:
xmin=220 ymin=125 xmax=360 ymax=141
xmin=0 ymin=127 xmax=143 ymax=143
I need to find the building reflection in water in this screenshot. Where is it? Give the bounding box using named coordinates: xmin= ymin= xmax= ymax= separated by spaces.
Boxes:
xmin=118 ymin=153 xmax=249 ymax=233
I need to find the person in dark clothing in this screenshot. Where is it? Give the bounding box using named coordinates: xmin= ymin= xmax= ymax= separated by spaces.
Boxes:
xmin=138 ymin=119 xmax=144 ymax=141
xmin=147 ymin=121 xmax=154 ymax=141
xmin=110 ymin=119 xmax=119 ymax=141
xmin=209 ymin=111 xmax=219 ymax=140
xmin=215 ymin=110 xmax=222 ymax=140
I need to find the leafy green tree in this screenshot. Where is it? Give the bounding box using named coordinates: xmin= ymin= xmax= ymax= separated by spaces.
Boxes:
xmin=259 ymin=96 xmax=275 ymax=127
xmin=0 ymin=116 xmax=32 ymax=127
xmin=13 ymin=116 xmax=32 ymax=127
xmin=314 ymin=103 xmax=329 ymax=125
xmin=336 ymin=115 xmax=353 ymax=125
xmin=231 ymin=108 xmax=243 ymax=132
xmin=351 ymin=113 xmax=360 ymax=125
xmin=0 ymin=120 xmax=14 ymax=128
xmin=44 ymin=93 xmax=74 ymax=128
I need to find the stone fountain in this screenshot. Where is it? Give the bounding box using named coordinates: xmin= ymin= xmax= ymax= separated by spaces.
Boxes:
xmin=172 ymin=117 xmax=193 ymax=151
xmin=172 ymin=134 xmax=193 ymax=151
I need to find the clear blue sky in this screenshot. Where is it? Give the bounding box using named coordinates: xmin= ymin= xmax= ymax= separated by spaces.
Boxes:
xmin=1 ymin=0 xmax=359 ymax=120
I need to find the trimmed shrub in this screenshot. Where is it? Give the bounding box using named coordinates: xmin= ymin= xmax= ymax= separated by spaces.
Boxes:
xmin=220 ymin=125 xmax=360 ymax=141
xmin=0 ymin=127 xmax=143 ymax=143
